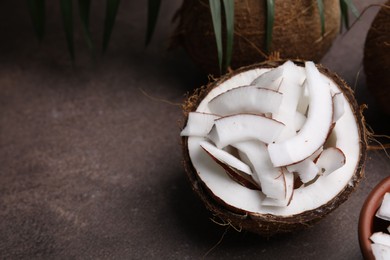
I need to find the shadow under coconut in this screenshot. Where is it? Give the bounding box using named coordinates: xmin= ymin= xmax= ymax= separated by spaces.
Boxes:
xmin=166 ymin=169 xmax=313 ymax=255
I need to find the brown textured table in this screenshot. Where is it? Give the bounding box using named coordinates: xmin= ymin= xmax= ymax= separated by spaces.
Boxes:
xmin=0 ymin=1 xmax=389 ymax=259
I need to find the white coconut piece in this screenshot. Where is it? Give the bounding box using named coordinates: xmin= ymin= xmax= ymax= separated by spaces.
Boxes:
xmin=333 ymin=92 xmax=345 ymax=123
xmin=200 ymin=141 xmax=252 ymax=175
xmin=376 ymin=193 xmax=390 ymax=221
xmin=294 ymin=112 xmax=307 ymax=132
xmin=234 ymin=141 xmax=287 ymax=201
xmin=297 ymin=81 xmax=310 ymax=115
xmin=287 ymin=159 xmax=318 ymax=183
xmin=371 ymin=232 xmax=390 ymax=247
xmin=199 ymin=141 xmax=261 ymax=190
xmin=251 ymin=64 xmax=284 ymax=90
xmin=262 ymin=171 xmax=295 ymax=207
xmin=272 ymin=61 xmax=306 ymax=142
xmin=316 ymin=147 xmax=346 ymax=176
xmin=268 ymin=61 xmax=333 ymax=167
xmin=180 ymin=112 xmax=220 ymax=137
xmin=372 ymin=243 xmax=390 ymax=260
xmin=208 ymin=85 xmax=283 ymax=116
xmin=208 ymin=114 xmax=285 ymax=149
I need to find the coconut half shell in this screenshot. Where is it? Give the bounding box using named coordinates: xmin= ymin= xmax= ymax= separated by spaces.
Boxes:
xmin=181 ymin=60 xmax=367 ymax=236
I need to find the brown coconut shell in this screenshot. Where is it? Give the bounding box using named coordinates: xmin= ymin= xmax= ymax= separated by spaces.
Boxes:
xmin=181 ymin=60 xmax=367 ymax=236
xmin=174 ymin=0 xmax=341 ymax=75
xmin=364 ymin=2 xmax=390 ymax=115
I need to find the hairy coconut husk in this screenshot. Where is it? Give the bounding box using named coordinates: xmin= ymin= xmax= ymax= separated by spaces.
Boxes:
xmin=173 ymin=0 xmax=340 ymax=75
xmin=364 ymin=2 xmax=390 ymax=115
xmin=181 ymin=60 xmax=367 ymax=236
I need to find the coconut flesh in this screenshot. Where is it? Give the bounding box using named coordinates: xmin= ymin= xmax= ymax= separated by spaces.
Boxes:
xmin=370 ymin=193 xmax=390 ymax=259
xmin=181 ymin=60 xmax=366 ymax=235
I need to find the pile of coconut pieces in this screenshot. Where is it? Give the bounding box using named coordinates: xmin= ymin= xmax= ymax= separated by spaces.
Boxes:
xmin=181 ymin=61 xmax=347 ymax=207
xmin=371 ymin=193 xmax=390 ymax=259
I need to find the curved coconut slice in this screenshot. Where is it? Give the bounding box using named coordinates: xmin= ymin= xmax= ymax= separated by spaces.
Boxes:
xmin=372 ymin=243 xmax=390 ymax=259
xmin=268 ymin=61 xmax=333 ymax=167
xmin=199 ymin=141 xmax=260 ymax=190
xmin=251 ymin=64 xmax=284 ymax=90
xmin=262 ymin=171 xmax=294 ymax=207
xmin=180 ymin=112 xmax=220 ymax=137
xmin=371 ymin=232 xmax=390 ymax=247
xmin=208 ymin=86 xmax=283 ymax=116
xmin=333 ymin=92 xmax=345 ymax=123
xmin=234 ymin=141 xmax=287 ymax=200
xmin=286 ymin=159 xmax=318 ymax=184
xmin=208 ymin=114 xmax=285 ymax=149
xmin=376 ymin=193 xmax=390 ymax=221
xmin=316 ymin=147 xmax=346 ymax=176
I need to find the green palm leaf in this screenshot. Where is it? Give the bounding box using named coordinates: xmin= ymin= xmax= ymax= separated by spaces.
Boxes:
xmin=145 ymin=0 xmax=161 ymax=46
xmin=316 ymin=0 xmax=325 ymax=36
xmin=340 ymin=0 xmax=360 ymax=29
xmin=60 ymin=0 xmax=75 ymax=61
xmin=27 ymin=0 xmax=45 ymax=42
xmin=209 ymin=0 xmax=223 ymax=73
xmin=265 ymin=0 xmax=274 ymax=53
xmin=102 ymin=0 xmax=120 ymax=53
xmin=78 ymin=0 xmax=95 ymax=55
xmin=222 ymin=0 xmax=234 ymax=71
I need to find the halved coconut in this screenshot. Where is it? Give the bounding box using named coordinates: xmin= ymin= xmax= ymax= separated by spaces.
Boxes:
xmin=181 ymin=60 xmax=367 ymax=236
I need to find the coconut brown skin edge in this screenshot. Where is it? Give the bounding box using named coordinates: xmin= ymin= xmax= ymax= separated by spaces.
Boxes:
xmin=181 ymin=60 xmax=368 ymax=236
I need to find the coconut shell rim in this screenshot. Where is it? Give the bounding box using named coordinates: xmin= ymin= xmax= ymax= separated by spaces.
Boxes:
xmin=181 ymin=59 xmax=368 ymax=235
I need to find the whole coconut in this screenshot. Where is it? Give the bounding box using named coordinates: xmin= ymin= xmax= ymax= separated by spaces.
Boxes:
xmin=174 ymin=0 xmax=341 ymax=75
xmin=364 ymin=2 xmax=390 ymax=115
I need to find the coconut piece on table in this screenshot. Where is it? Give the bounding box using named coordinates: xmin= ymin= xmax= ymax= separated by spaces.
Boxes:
xmin=316 ymin=147 xmax=346 ymax=176
xmin=208 ymin=114 xmax=285 ymax=149
xmin=371 ymin=232 xmax=390 ymax=247
xmin=208 ymin=85 xmax=283 ymax=116
xmin=376 ymin=193 xmax=390 ymax=221
xmin=268 ymin=61 xmax=333 ymax=167
xmin=372 ymin=243 xmax=390 ymax=260
xmin=234 ymin=141 xmax=288 ymax=201
xmin=199 ymin=141 xmax=260 ymax=190
xmin=180 ymin=112 xmax=220 ymax=137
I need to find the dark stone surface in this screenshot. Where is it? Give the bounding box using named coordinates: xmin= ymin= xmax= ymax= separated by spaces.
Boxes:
xmin=0 ymin=0 xmax=388 ymax=259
